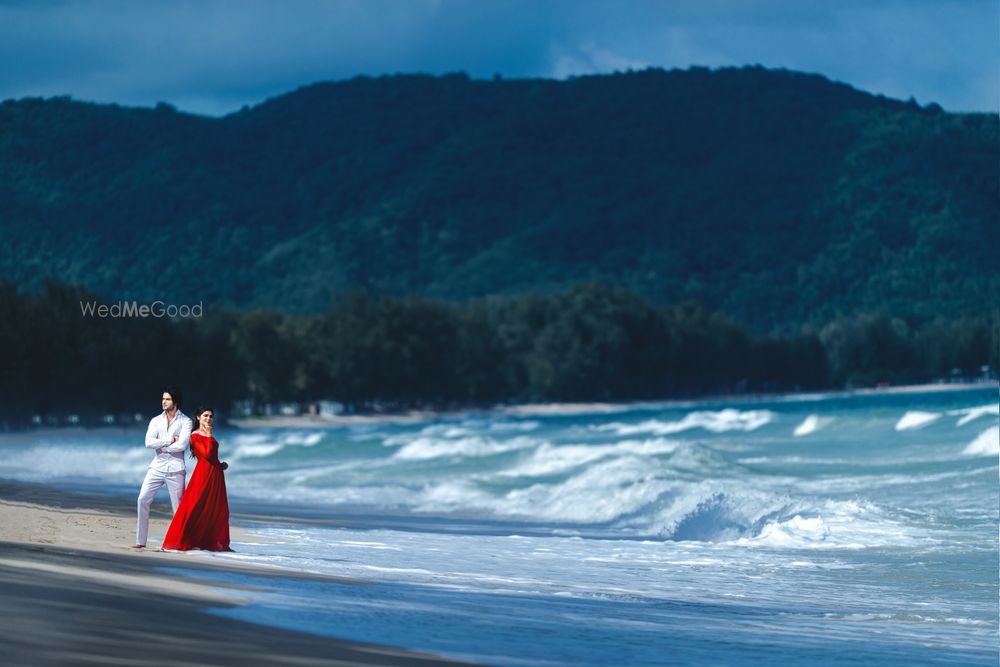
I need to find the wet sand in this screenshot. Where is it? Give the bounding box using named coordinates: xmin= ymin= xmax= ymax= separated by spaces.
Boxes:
xmin=0 ymin=480 xmax=472 ymax=666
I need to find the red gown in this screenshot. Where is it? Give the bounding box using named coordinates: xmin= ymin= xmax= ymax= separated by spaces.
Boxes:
xmin=162 ymin=432 xmax=231 ymax=551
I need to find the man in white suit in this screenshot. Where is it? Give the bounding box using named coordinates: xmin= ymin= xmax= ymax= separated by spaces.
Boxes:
xmin=133 ymin=386 xmax=192 ymax=549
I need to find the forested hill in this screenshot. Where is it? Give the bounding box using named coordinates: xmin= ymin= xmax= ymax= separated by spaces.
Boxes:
xmin=1 ymin=66 xmax=996 ymax=330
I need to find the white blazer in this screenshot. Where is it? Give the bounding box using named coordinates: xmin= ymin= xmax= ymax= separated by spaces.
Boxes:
xmin=144 ymin=410 xmax=193 ymax=474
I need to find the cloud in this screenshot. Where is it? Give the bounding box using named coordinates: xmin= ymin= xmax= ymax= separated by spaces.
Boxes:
xmin=549 ymin=42 xmax=649 ymax=79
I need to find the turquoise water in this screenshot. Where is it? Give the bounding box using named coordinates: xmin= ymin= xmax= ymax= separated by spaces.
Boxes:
xmin=5 ymin=387 xmax=998 ymax=665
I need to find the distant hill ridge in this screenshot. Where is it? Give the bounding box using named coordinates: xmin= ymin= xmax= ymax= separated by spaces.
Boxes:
xmin=1 ymin=66 xmax=996 ymax=329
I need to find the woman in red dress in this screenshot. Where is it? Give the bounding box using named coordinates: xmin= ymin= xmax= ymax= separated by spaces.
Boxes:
xmin=162 ymin=406 xmax=232 ymax=551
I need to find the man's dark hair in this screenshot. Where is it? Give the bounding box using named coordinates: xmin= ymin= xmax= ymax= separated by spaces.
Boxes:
xmin=164 ymin=385 xmax=184 ymax=409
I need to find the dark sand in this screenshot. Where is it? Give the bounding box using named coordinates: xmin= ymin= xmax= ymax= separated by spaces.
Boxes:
xmin=0 ymin=480 xmax=474 ymax=666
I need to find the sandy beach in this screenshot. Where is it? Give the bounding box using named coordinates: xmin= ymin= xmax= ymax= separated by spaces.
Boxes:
xmin=0 ymin=480 xmax=471 ymax=666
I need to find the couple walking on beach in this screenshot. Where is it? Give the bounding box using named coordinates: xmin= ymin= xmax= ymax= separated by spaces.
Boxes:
xmin=133 ymin=386 xmax=231 ymax=551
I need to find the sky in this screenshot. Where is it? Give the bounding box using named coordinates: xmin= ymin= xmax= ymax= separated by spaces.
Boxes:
xmin=1 ymin=0 xmax=996 ymax=116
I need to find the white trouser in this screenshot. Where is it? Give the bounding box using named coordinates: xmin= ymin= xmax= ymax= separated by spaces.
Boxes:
xmin=135 ymin=468 xmax=185 ymax=546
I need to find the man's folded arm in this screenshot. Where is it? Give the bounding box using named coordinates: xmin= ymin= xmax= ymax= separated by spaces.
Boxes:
xmin=161 ymin=417 xmax=193 ymax=453
xmin=144 ymin=419 xmax=170 ymax=449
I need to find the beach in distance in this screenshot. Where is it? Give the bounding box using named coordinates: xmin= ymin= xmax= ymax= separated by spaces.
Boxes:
xmin=1 ymin=384 xmax=997 ymax=666
xmin=224 ymin=381 xmax=998 ymax=428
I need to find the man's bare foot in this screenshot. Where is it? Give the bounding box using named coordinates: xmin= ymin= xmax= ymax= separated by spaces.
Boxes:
xmin=131 ymin=544 xmax=146 ymax=549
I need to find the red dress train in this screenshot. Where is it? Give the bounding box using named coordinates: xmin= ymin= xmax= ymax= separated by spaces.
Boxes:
xmin=163 ymin=432 xmax=231 ymax=551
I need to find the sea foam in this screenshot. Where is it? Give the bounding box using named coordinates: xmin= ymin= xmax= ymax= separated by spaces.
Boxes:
xmin=961 ymin=426 xmax=999 ymax=457
xmin=227 ymin=430 xmax=325 ymax=459
xmin=894 ymin=411 xmax=941 ymax=431
xmin=793 ymin=414 xmax=833 ymax=437
xmin=497 ymin=438 xmax=680 ymax=478
xmin=592 ymin=409 xmax=775 ymax=436
xmin=391 ymin=435 xmax=539 ymax=461
xmin=948 ymin=404 xmax=1000 ymax=427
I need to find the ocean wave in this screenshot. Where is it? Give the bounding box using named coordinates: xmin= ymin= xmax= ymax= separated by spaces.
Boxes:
xmin=948 ymin=404 xmax=1000 ymax=427
xmin=236 ymin=465 xmax=925 ymax=549
xmin=785 ymin=468 xmax=999 ymax=500
xmin=793 ymin=415 xmax=834 ymax=437
xmin=609 ymin=484 xmax=793 ymax=542
xmin=961 ymin=426 xmax=999 ymax=457
xmin=279 ymin=461 xmax=375 ymax=485
xmin=471 ymin=442 xmax=742 ymax=525
xmin=823 ymin=613 xmax=993 ymax=627
xmin=502 ymin=402 xmax=679 ymax=417
xmin=737 ymin=455 xmax=854 ymax=465
xmin=236 ymin=476 xmax=419 ymax=507
xmin=496 ymin=439 xmax=681 ymax=478
xmin=231 ymin=443 xmax=286 ymax=459
xmin=419 ymin=479 xmax=496 ymax=508
xmin=492 ymin=455 xmax=673 ymax=523
xmin=391 ymin=435 xmax=540 ymax=461
xmin=752 ymin=514 xmax=831 ymax=545
xmin=592 ymin=409 xmax=775 ymax=437
xmin=383 ymin=420 xmax=541 ymax=447
xmin=386 ymin=424 xmax=476 ymax=442
xmin=894 ymin=411 xmax=941 ymax=431
xmin=227 ymin=431 xmax=326 ymax=461
xmin=284 ymin=432 xmax=325 ymax=446
xmin=3 ymin=443 xmax=150 ymax=484
xmin=227 ymin=433 xmax=270 ymax=445
xmin=398 ymin=455 xmax=673 ymax=523
xmin=613 ymin=484 xmax=916 ymax=548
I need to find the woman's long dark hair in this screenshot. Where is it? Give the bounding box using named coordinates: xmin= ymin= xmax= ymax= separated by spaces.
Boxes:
xmin=190 ymin=406 xmax=214 ymax=459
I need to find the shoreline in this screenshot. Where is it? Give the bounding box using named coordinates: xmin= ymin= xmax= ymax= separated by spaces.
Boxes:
xmin=0 ymin=479 xmax=473 ymax=666
xmin=232 ymin=380 xmax=999 ymax=427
